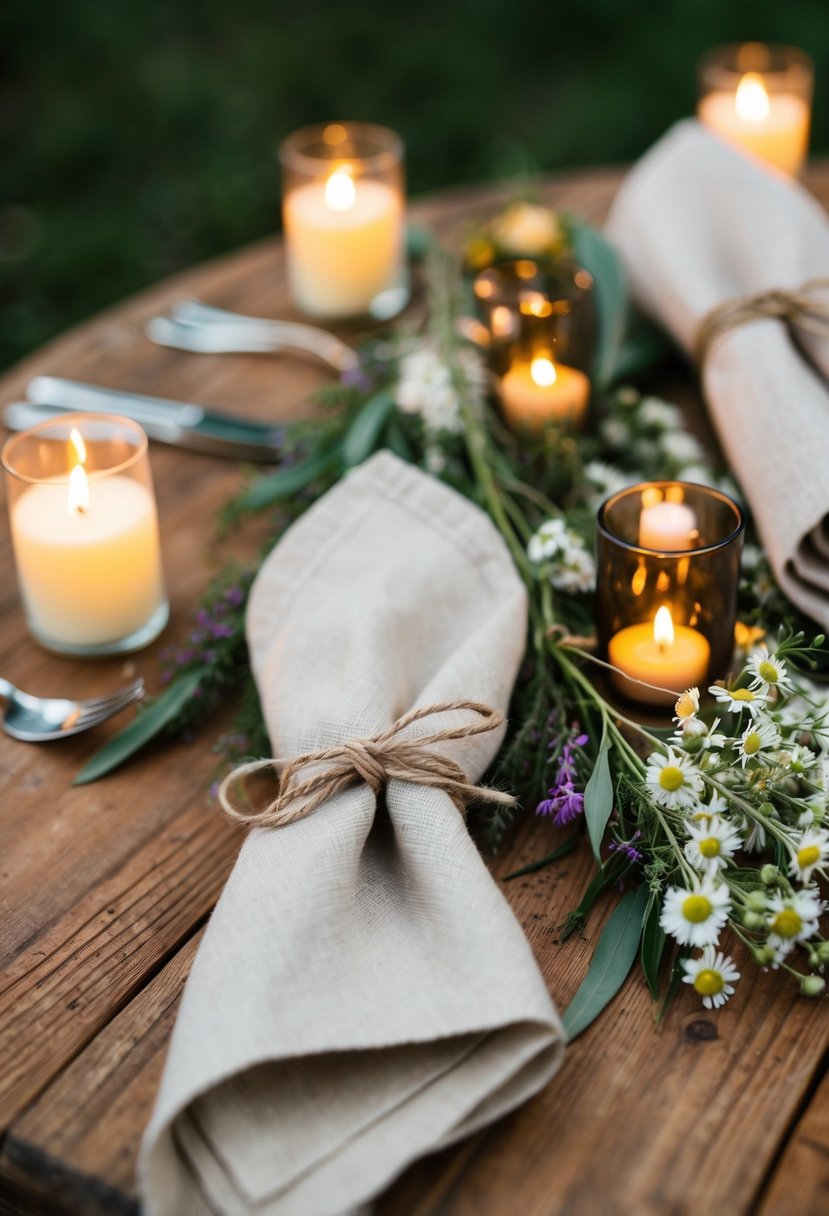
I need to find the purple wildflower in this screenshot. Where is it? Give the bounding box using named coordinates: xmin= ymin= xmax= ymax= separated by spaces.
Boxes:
xmin=210 ymin=622 xmax=235 ymax=640
xmin=341 ymin=366 xmax=375 ymax=393
xmin=609 ymin=832 xmax=644 ymax=864
xmin=224 ymin=585 xmax=245 ymax=608
xmin=535 ymin=729 xmax=589 ymax=825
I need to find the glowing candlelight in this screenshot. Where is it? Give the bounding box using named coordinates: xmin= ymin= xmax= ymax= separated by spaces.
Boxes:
xmin=499 ymin=352 xmax=590 ymax=432
xmin=608 ymin=606 xmax=710 ymax=706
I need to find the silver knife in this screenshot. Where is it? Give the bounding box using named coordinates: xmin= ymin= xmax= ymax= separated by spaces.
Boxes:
xmin=19 ymin=376 xmax=283 ymax=461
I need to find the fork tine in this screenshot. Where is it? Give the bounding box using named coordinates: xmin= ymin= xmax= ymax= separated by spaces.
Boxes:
xmin=77 ymin=679 xmax=145 ymax=712
xmin=70 ymin=682 xmax=145 ymax=728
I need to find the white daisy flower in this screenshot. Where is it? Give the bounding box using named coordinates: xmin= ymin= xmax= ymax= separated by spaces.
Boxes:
xmin=582 ymin=460 xmax=634 ymax=502
xmin=786 ymin=744 xmax=817 ymax=775
xmin=600 ymin=417 xmax=628 ymax=448
xmin=690 ymin=793 xmax=729 ymax=822
xmin=645 ymin=748 xmax=704 ymax=810
xmin=684 ymin=816 xmax=744 ymax=872
xmin=394 ymin=341 xmax=485 ymax=436
xmin=659 ymin=430 xmax=705 ymax=465
xmin=766 ymin=887 xmax=824 ymax=957
xmin=737 ymin=719 xmax=781 ymax=768
xmin=747 ymin=647 xmax=794 ymax=694
xmin=708 ymin=684 xmax=769 ymax=717
xmin=741 ymin=544 xmax=762 ymax=574
xmin=638 ymin=397 xmax=682 ymax=429
xmin=673 ymin=687 xmax=700 ymax=724
xmin=549 ymin=543 xmax=596 ymax=594
xmin=660 ymin=875 xmax=731 ymax=947
xmin=675 ymin=717 xmax=728 ymax=754
xmin=742 ymin=819 xmax=768 ymax=853
xmin=789 ymin=829 xmax=829 ymax=883
xmin=682 ymin=945 xmax=740 ymax=1009
xmin=527 ymin=518 xmax=569 ymax=563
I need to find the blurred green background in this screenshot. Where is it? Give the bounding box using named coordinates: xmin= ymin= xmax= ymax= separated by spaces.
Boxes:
xmin=2 ymin=0 xmax=828 ymax=371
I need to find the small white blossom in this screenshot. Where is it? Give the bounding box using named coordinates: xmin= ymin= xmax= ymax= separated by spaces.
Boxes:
xmin=645 ymin=748 xmax=703 ymax=810
xmin=766 ymin=888 xmax=824 ymax=957
xmin=600 ymin=417 xmax=628 ymax=448
xmin=684 ymin=816 xmax=744 ymax=873
xmin=673 ymin=687 xmax=700 ymax=724
xmin=638 ymin=397 xmax=682 ymax=429
xmin=394 ymin=340 xmax=486 ymax=436
xmin=659 ymin=430 xmax=706 ymax=465
xmin=676 ymin=463 xmax=717 ymax=488
xmin=737 ymin=719 xmax=781 ymax=768
xmin=682 ymin=945 xmax=740 ymax=1009
xmin=789 ymin=830 xmax=829 ymax=883
xmin=582 ymin=461 xmax=634 ymax=502
xmin=527 ymin=519 xmax=596 ymax=593
xmin=741 ymin=544 xmax=762 ymax=574
xmin=747 ymin=647 xmax=794 ymax=694
xmin=708 ymin=684 xmax=769 ymax=718
xmin=661 ymin=875 xmax=731 ymax=947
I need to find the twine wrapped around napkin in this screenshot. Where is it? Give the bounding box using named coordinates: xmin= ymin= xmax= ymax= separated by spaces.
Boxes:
xmin=140 ymin=451 xmax=564 ymax=1216
xmin=607 ymin=120 xmax=829 ymax=627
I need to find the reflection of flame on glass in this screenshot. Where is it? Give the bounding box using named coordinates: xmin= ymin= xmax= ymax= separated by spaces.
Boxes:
xmin=530 ymin=356 xmax=557 ymax=388
xmin=654 ymin=605 xmax=675 ymax=651
xmin=324 ymin=169 xmax=356 ymax=212
xmin=68 ymin=463 xmax=89 ymax=514
xmin=69 ymin=427 xmax=87 ymax=466
xmin=736 ymin=72 xmax=770 ymax=123
xmin=631 ymin=559 xmax=647 ymax=597
xmin=641 ymin=485 xmax=662 ymax=509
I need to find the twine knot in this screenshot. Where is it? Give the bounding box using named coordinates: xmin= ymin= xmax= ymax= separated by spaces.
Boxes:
xmin=696 ymin=276 xmax=829 ymax=367
xmin=219 ymin=699 xmax=515 ymax=830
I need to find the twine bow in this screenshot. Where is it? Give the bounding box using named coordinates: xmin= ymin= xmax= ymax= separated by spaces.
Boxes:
xmin=218 ymin=700 xmax=515 ymax=830
xmin=696 ymin=276 xmax=829 ymax=367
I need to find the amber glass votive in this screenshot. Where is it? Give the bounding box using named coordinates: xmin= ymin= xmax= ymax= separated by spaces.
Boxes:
xmin=596 ymin=482 xmax=745 ymax=706
xmin=279 ymin=121 xmax=409 ymax=323
xmin=697 ymin=43 xmax=813 ymax=177
xmin=473 ymin=257 xmax=595 ymax=433
xmin=2 ymin=413 xmax=168 ymax=656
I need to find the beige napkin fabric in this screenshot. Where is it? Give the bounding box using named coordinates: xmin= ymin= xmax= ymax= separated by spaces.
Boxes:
xmin=607 ymin=119 xmax=829 ymax=627
xmin=140 ymin=451 xmax=564 ymax=1216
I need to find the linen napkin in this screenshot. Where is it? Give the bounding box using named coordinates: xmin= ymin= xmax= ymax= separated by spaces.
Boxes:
xmin=606 ymin=119 xmax=829 ymax=627
xmin=140 ymin=450 xmax=564 ymax=1216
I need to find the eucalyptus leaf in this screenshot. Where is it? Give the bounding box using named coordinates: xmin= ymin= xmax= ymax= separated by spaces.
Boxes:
xmin=641 ymin=892 xmax=667 ymax=999
xmin=73 ymin=670 xmax=204 ymax=785
xmin=342 ymin=391 xmax=396 ymax=469
xmin=570 ymin=221 xmax=628 ymax=389
xmin=385 ymin=416 xmax=416 ymax=463
xmin=584 ymin=725 xmax=613 ymax=862
xmin=562 ymin=883 xmax=649 ymax=1041
xmin=234 ymin=446 xmax=341 ymax=513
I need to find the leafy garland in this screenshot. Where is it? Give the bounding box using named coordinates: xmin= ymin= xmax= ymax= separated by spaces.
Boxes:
xmin=75 ymin=203 xmax=829 ymax=1033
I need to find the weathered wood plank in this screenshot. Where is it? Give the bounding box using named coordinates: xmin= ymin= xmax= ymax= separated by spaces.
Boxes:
xmin=756 ymin=1063 xmax=829 ymax=1216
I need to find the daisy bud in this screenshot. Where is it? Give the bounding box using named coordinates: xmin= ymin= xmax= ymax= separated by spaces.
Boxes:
xmin=757 ymin=802 xmax=775 ymax=817
xmin=752 ymin=945 xmax=776 ymax=966
xmin=760 ymin=864 xmax=781 ymax=885
xmin=747 ymin=891 xmax=768 ymax=912
xmin=816 ymin=942 xmax=829 ymax=964
xmin=800 ymin=975 xmax=826 ymax=997
xmin=814 ymin=634 xmax=825 ymax=648
xmin=742 ymin=911 xmax=764 ymax=930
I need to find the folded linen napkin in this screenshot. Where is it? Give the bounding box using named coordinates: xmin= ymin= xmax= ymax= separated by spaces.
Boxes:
xmin=606 ymin=119 xmax=829 ymax=627
xmin=140 ymin=451 xmax=564 ymax=1216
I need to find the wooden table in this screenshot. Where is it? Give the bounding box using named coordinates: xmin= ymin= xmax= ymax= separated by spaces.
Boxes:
xmin=1 ymin=164 xmax=828 ymax=1216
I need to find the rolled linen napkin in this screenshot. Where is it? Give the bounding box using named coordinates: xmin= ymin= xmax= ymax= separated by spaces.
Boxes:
xmin=140 ymin=451 xmax=564 ymax=1216
xmin=606 ymin=119 xmax=829 ymax=627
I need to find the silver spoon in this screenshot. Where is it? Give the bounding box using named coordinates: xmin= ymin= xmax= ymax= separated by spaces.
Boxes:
xmin=0 ymin=676 xmax=145 ymax=742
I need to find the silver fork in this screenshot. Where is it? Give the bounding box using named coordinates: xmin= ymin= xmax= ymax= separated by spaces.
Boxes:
xmin=0 ymin=676 xmax=145 ymax=742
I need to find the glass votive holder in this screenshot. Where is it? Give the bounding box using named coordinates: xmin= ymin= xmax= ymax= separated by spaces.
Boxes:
xmin=2 ymin=413 xmax=168 ymax=656
xmin=596 ymin=481 xmax=745 ymax=706
xmin=279 ymin=121 xmax=409 ymax=323
xmin=472 ymin=257 xmax=595 ymax=433
xmin=697 ymin=42 xmax=813 ymax=177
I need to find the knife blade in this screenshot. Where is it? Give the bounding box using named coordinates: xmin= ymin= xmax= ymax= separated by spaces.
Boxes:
xmin=21 ymin=376 xmax=283 ymax=461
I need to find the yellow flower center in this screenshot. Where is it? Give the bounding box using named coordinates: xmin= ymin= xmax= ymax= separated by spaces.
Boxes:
xmin=797 ymin=845 xmax=821 ymax=870
xmin=699 ymin=837 xmax=721 ymax=859
xmin=659 ymin=765 xmax=685 ymax=792
xmin=731 ymin=689 xmax=755 ymax=702
xmin=682 ymin=894 xmax=713 ymax=923
xmin=743 ymin=732 xmax=761 ymax=755
xmin=693 ymin=969 xmax=725 ymax=997
xmin=771 ymin=908 xmax=802 ymax=939
xmin=675 ymin=693 xmax=696 ymax=719
xmin=758 ymin=660 xmax=779 ymax=684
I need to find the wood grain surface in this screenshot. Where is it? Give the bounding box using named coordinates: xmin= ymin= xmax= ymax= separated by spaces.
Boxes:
xmin=1 ymin=162 xmax=828 ymax=1216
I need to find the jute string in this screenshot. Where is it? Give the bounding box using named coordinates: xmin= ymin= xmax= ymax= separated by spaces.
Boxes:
xmin=219 ymin=700 xmax=515 ymax=829
xmin=696 ymin=276 xmax=829 ymax=367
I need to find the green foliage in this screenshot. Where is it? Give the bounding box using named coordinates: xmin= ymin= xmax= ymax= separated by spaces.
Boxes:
xmin=584 ymin=724 xmax=613 ymax=862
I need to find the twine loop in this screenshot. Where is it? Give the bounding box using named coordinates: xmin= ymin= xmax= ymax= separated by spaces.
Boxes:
xmin=218 ymin=699 xmax=515 ymax=830
xmin=696 ymin=276 xmax=829 ymax=367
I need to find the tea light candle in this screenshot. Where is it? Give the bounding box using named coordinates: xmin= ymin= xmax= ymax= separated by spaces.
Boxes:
xmin=499 ymin=354 xmax=589 ymax=432
xmin=698 ymin=70 xmax=810 ymax=176
xmin=3 ymin=419 xmax=167 ymax=654
xmin=639 ymin=500 xmax=698 ymax=551
xmin=608 ymin=607 xmax=710 ymax=706
xmin=283 ymin=168 xmax=404 ymax=318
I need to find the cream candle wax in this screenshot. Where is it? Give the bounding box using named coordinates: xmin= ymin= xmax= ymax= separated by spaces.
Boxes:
xmin=608 ymin=607 xmax=710 ymax=706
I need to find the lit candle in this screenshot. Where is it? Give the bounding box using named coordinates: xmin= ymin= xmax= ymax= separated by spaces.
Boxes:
xmin=283 ymin=157 xmax=405 ymax=318
xmin=639 ymin=490 xmax=698 ymax=551
xmin=698 ymin=70 xmax=810 ymax=176
xmin=7 ymin=425 xmax=166 ymax=652
xmin=499 ymin=354 xmax=590 ymax=432
xmin=608 ymin=606 xmax=710 ymax=706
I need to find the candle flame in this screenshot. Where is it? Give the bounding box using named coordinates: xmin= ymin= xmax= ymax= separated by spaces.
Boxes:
xmin=324 ymin=168 xmax=356 ymax=212
xmin=653 ymin=605 xmax=675 ymax=649
xmin=69 ymin=427 xmax=87 ymax=465
xmin=68 ymin=463 xmax=90 ymax=514
xmin=530 ymin=356 xmax=557 ymax=388
xmin=735 ymin=72 xmax=770 ymax=123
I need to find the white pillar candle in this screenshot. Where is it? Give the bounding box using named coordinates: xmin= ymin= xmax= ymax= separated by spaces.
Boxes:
xmin=499 ymin=355 xmax=589 ymax=432
xmin=698 ymin=71 xmax=810 ymax=176
xmin=283 ymin=170 xmax=405 ymax=319
xmin=639 ymin=500 xmax=698 ymax=551
xmin=10 ymin=473 xmax=166 ymax=649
